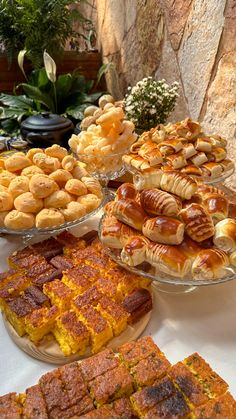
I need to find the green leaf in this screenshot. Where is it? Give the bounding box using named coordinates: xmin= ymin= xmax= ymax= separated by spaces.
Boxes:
xmin=96 ymin=62 xmax=115 ymax=87
xmin=0 ymin=106 xmax=28 ymax=121
xmin=19 ymin=84 xmax=55 ymax=112
xmin=0 ymin=94 xmax=35 ymax=110
xmin=0 ymin=118 xmax=20 ymax=134
xmin=55 ymin=74 xmax=73 ymax=97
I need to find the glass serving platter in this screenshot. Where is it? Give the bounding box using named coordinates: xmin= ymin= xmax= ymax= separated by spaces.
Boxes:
xmin=0 ymin=188 xmax=107 ymax=238
xmin=98 ymin=215 xmax=236 ymax=288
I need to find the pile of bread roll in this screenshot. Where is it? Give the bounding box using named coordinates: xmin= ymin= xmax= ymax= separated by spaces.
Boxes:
xmin=69 ymin=95 xmax=137 ymax=176
xmin=123 ymin=117 xmax=234 ymax=180
xmin=100 ymin=168 xmax=236 ymax=281
xmin=0 ymin=145 xmax=102 ymax=230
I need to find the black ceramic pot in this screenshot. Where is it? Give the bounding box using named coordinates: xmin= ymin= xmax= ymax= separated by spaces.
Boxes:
xmin=20 ymin=112 xmax=74 ymax=148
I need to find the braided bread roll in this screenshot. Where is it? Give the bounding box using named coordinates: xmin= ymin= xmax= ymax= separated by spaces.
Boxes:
xmin=121 ymin=236 xmax=150 ymax=266
xmin=142 ymin=216 xmax=184 ymax=245
xmin=100 ymin=215 xmax=137 ymax=248
xmin=140 ymin=188 xmax=182 ymax=216
xmin=116 ymin=183 xmax=138 ymax=201
xmin=192 ymin=248 xmax=230 ymax=280
xmin=179 ymin=203 xmax=215 ymax=242
xmin=213 ymin=218 xmax=236 ymax=252
xmin=202 ymin=193 xmax=229 ymax=224
xmin=110 ymin=199 xmax=147 ymax=231
xmin=146 ymin=243 xmax=191 ymax=277
xmin=133 ymin=167 xmax=163 ymax=191
xmin=160 ymin=170 xmax=197 ymax=199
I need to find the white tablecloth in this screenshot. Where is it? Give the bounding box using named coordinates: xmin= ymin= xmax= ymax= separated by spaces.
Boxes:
xmin=0 ymin=219 xmax=236 ymax=398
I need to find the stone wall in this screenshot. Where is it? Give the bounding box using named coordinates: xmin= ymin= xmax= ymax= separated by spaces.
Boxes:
xmin=95 ymin=0 xmax=236 ymax=163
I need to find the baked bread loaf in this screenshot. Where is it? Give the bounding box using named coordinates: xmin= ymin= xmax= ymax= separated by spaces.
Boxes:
xmin=100 ymin=215 xmax=138 ymax=249
xmin=61 ymin=201 xmax=86 ymax=222
xmin=192 ymin=248 xmax=230 ymax=280
xmin=160 ymin=170 xmax=197 ymax=199
xmin=133 ymin=167 xmax=163 ymax=191
xmin=35 ymin=208 xmax=65 ymax=228
xmin=29 ymin=175 xmax=58 ymax=198
xmin=120 ymin=236 xmax=150 ymax=266
xmin=77 ymin=194 xmax=101 ymax=212
xmin=8 ymin=176 xmax=30 ymax=199
xmin=146 ymin=243 xmax=191 ymax=277
xmin=179 ymin=203 xmax=215 ymax=242
xmin=0 ymin=171 xmax=16 ymax=187
xmin=142 ymin=216 xmax=185 ymax=245
xmin=21 ymin=165 xmax=44 ymax=178
xmin=116 ymin=183 xmax=138 ymax=201
xmin=202 ymin=193 xmax=229 ymax=224
xmin=44 ymin=144 xmax=68 ymax=160
xmin=5 ymin=153 xmax=31 ymax=172
xmin=140 ymin=188 xmax=182 ymax=217
xmin=49 ymin=169 xmax=73 ymax=187
xmin=81 ymin=177 xmax=102 ymax=198
xmin=110 ymin=199 xmax=147 ymax=231
xmin=64 ymin=179 xmax=87 ymax=196
xmin=213 ymin=218 xmax=236 ymax=252
xmin=138 ymin=141 xmax=163 ymax=166
xmin=32 ymin=153 xmax=60 ymax=173
xmin=4 ymin=210 xmax=35 ymax=229
xmin=44 ymin=190 xmax=72 ymax=209
xmin=14 ymin=192 xmax=43 ymax=213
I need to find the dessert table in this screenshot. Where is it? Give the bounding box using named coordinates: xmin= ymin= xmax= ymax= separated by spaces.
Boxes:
xmin=0 ymin=215 xmax=236 ymax=399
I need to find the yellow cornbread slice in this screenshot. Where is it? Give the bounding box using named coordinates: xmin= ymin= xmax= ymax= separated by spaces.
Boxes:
xmin=53 ymin=310 xmax=90 ymax=356
xmin=96 ymin=296 xmax=128 ymax=336
xmin=77 ymin=305 xmax=113 ymax=354
xmin=3 ymin=296 xmax=34 ymax=336
xmin=62 ymin=266 xmax=97 ymax=293
xmin=24 ymin=306 xmax=59 ymax=344
xmin=43 ymin=280 xmax=74 ymax=311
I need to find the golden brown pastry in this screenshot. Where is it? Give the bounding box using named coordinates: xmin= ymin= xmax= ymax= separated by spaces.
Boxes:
xmin=213 ymin=218 xmax=236 ymax=252
xmin=44 ymin=190 xmax=72 ymax=208
xmin=197 ymin=184 xmax=226 ymax=197
xmin=103 ymin=201 xmax=115 ymax=215
xmin=4 ymin=210 xmax=35 ymax=229
xmin=168 ymin=118 xmax=201 ymax=140
xmin=110 ymin=199 xmax=147 ymax=231
xmin=180 ymin=165 xmax=203 ymax=177
xmin=33 ymin=153 xmax=60 ymax=173
xmin=35 ymin=208 xmax=65 ymax=228
xmin=81 ymin=177 xmax=102 ymax=198
xmin=138 ymin=141 xmax=163 ymax=166
xmin=21 ymin=165 xmax=45 ymax=178
xmin=209 ymin=134 xmax=227 ymax=148
xmin=181 ymin=143 xmax=197 ymax=159
xmin=192 ymin=248 xmax=230 ymax=280
xmin=14 ymin=192 xmax=43 ymax=213
xmin=0 ymin=191 xmax=13 ymax=211
xmin=228 ymin=201 xmax=236 ymax=220
xmin=0 ymin=211 xmax=8 ymax=227
xmin=49 ymin=169 xmax=73 ymax=187
xmin=5 ymin=153 xmax=31 ymax=172
xmin=26 ymin=148 xmax=44 ymax=161
xmin=229 ymin=250 xmax=236 ymax=267
xmin=157 ymin=138 xmax=183 ymax=156
xmin=129 ymin=139 xmax=145 ymax=154
xmin=64 ymin=179 xmax=87 ymax=196
xmin=133 ymin=167 xmax=163 ymax=191
xmin=8 ymin=176 xmax=29 ymax=199
xmin=77 ymin=194 xmax=101 ymax=212
xmin=220 ymin=159 xmax=234 ymax=172
xmin=165 ymin=152 xmax=187 ymax=169
xmin=61 ymin=155 xmax=77 ymax=171
xmin=0 ymin=170 xmax=17 ymax=187
xmin=122 ymin=154 xmax=150 ymax=171
xmin=44 ymin=144 xmax=68 ymax=160
xmin=146 ymin=243 xmax=191 ymax=277
xmin=200 ymin=162 xmax=223 ymax=178
xmin=71 ymin=162 xmax=88 ymax=179
xmin=100 ymin=215 xmax=137 ymax=249
xmin=207 ymin=147 xmax=227 ymax=162
xmin=195 ymin=137 xmax=212 ymax=153
xmin=202 ymin=193 xmax=229 ymax=224
xmin=61 ymin=201 xmax=86 ymax=222
xmin=121 ymin=236 xmax=150 ymax=266
xmin=179 ymin=203 xmax=215 ymax=242
xmin=116 ymin=183 xmax=138 ymax=201
xmin=176 ymin=235 xmax=203 ymax=260
xmin=182 ymin=193 xmax=203 ymax=208
xmin=190 ymin=151 xmax=208 ymax=167
xmin=160 ymin=170 xmax=197 ymax=199
xmin=140 ymin=188 xmax=182 ymax=217
xmin=142 ymin=216 xmax=184 ymax=245
xmin=29 ymin=175 xmax=58 ymax=198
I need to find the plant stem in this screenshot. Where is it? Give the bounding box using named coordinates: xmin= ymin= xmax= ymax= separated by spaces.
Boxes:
xmin=53 ymin=82 xmax=57 ymax=114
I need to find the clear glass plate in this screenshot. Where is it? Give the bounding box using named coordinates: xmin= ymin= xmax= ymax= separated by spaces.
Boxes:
xmin=98 ymin=215 xmax=236 ymax=287
xmin=0 ymin=189 xmax=106 ymax=237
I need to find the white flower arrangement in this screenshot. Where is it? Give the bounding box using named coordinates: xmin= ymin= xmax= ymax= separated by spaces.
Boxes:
xmin=124 ymin=77 xmax=179 ymax=132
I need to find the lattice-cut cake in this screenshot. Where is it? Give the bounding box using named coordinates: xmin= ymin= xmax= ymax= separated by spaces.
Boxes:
xmin=21 ymin=384 xmax=48 ymax=419
xmin=73 ymin=285 xmax=103 ymax=310
xmin=77 ymin=305 xmax=113 ymax=353
xmin=62 ymin=265 xmax=99 ymax=293
xmin=183 ymin=352 xmax=228 ymax=398
xmin=43 ymin=279 xmax=74 ymax=311
xmin=0 ymin=392 xmax=22 ymax=418
xmin=193 ymin=391 xmax=236 ymax=418
xmin=96 ymin=295 xmax=128 ymax=336
xmin=118 ymin=336 xmax=162 ymax=368
xmin=53 ymin=310 xmax=90 ymax=356
xmin=131 ymin=351 xmax=171 ymax=388
xmin=24 ymin=305 xmax=59 ymax=343
xmin=89 ymin=364 xmax=134 ymax=407
xmin=79 ymin=348 xmax=120 ymax=383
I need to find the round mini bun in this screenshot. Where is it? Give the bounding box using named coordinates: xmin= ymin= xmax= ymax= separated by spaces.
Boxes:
xmin=0 ymin=191 xmax=14 ymax=211
xmin=77 ymin=193 xmax=101 ymax=212
xmin=49 ymin=169 xmax=73 ymax=187
xmin=65 ymin=179 xmax=87 ymax=196
xmin=5 ymin=154 xmax=31 ymax=172
xmin=45 ymin=144 xmax=68 ymax=160
xmin=8 ymin=176 xmax=30 ymax=199
xmin=0 ymin=171 xmax=17 ymax=187
xmin=61 ymin=201 xmax=86 ymax=222
xmin=44 ymin=190 xmax=72 ymax=209
xmin=21 ymin=165 xmax=44 ymax=178
xmin=4 ymin=210 xmax=35 ymax=229
xmin=35 ymin=208 xmax=65 ymax=228
xmin=0 ymin=211 xmax=9 ymax=227
xmin=14 ymin=192 xmax=43 ymax=213
xmin=29 ymin=175 xmax=58 ymax=198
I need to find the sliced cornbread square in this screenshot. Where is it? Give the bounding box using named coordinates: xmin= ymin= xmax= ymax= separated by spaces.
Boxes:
xmin=122 ymin=288 xmax=153 ymax=324
xmin=22 ymin=384 xmax=48 ymax=419
xmin=31 ymin=237 xmax=63 ymax=259
xmin=43 ymin=279 xmax=74 ymax=311
xmin=3 ymin=296 xmax=34 ymax=336
xmin=96 ymin=295 xmax=128 ymax=336
xmin=56 ymin=230 xmax=86 ymax=257
xmin=8 ymin=247 xmax=37 ymax=268
xmin=118 ymin=336 xmax=162 ymax=367
xmin=73 ymin=285 xmax=103 ymax=311
xmin=95 ymin=276 xmax=122 ymax=301
xmin=60 ymin=362 xmax=88 ymax=403
xmin=0 ymin=275 xmax=31 ymax=310
xmin=23 ymin=285 xmax=50 ymax=309
xmin=25 ymin=261 xmax=53 ymax=281
xmin=32 ymin=267 xmax=62 ymax=287
xmin=0 ymin=393 xmax=22 ymax=418
xmin=39 ymin=369 xmax=71 ymax=417
xmin=131 ymin=352 xmax=171 ymax=388
xmin=143 ymin=390 xmax=191 ymax=419
xmin=131 ymin=377 xmax=176 ymax=417
xmin=49 ymin=255 xmax=74 ymax=271
xmin=193 ymin=392 xmax=236 ymax=418
xmin=0 ymin=269 xmax=24 ymax=289
xmin=183 ymin=353 xmax=228 ymax=398
xmin=79 ymin=348 xmax=120 ymax=382
xmin=10 ymin=254 xmax=47 ymax=270
xmin=57 ymin=395 xmax=94 ymax=418
xmin=53 ymin=311 xmax=90 ymax=356
xmin=62 ymin=266 xmax=96 ymax=293
xmin=71 ymin=247 xmax=100 ymax=265
xmin=78 ymin=405 xmax=113 ymax=419
xmin=168 ymin=361 xmax=209 ymax=407
xmin=111 ymin=396 xmax=136 ymax=418
xmin=77 ymin=305 xmax=113 ymax=353
xmin=89 ymin=365 xmax=134 ymax=407
xmin=24 ymin=305 xmax=59 ymax=343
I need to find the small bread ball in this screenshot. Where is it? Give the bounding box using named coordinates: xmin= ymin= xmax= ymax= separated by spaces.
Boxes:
xmin=65 ymin=179 xmax=87 ymax=196
xmin=72 ymin=163 xmax=88 ymax=180
xmin=49 ymin=169 xmax=73 ymax=188
xmin=33 ymin=153 xmax=60 ymax=173
xmin=61 ymin=201 xmax=86 ymax=222
xmin=81 ymin=176 xmax=102 ymax=198
xmin=4 ymin=210 xmax=35 ymax=229
xmin=77 ymin=193 xmax=101 ymax=213
xmin=29 ymin=175 xmax=58 ymax=198
xmin=8 ymin=176 xmax=30 ymax=199
xmin=0 ymin=171 xmax=17 ymax=187
xmin=61 ymin=155 xmax=77 ymax=171
xmin=21 ymin=165 xmax=44 ymax=178
xmin=0 ymin=191 xmax=14 ymax=211
xmin=14 ymin=192 xmax=43 ymax=213
xmin=5 ymin=154 xmax=31 ymax=172
xmin=26 ymin=148 xmax=44 ymax=161
xmin=84 ymin=105 xmax=99 ymax=117
xmin=0 ymin=211 xmax=8 ymax=227
xmin=98 ymin=94 xmax=115 ymax=109
xmin=44 ymin=190 xmax=72 ymax=208
xmin=45 ymin=144 xmax=68 ymax=160
xmin=35 ymin=208 xmax=65 ymax=228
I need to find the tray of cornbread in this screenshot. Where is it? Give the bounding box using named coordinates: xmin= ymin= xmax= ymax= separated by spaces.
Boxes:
xmin=0 ymin=230 xmax=152 ymax=363
xmin=100 ymin=172 xmax=236 ymax=285
xmin=0 ymin=336 xmax=235 ymax=418
xmin=0 ymin=144 xmax=104 ymax=233
xmin=122 ymin=117 xmax=234 ymax=183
